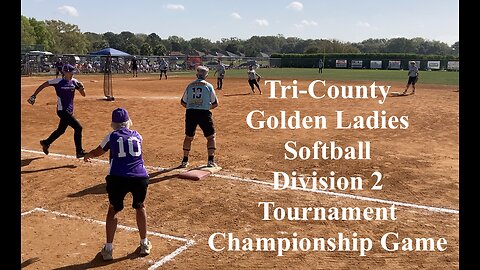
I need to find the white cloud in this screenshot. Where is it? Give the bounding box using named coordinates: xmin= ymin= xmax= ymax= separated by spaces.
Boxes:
xmin=294 ymin=20 xmax=318 ymax=28
xmin=255 ymin=19 xmax=269 ymax=26
xmin=166 ymin=4 xmax=185 ymax=11
xmin=301 ymin=20 xmax=317 ymax=26
xmin=231 ymin=12 xmax=241 ymax=19
xmin=57 ymin=6 xmax=79 ymax=17
xmin=357 ymin=21 xmax=371 ymax=28
xmin=287 ymin=1 xmax=303 ymax=11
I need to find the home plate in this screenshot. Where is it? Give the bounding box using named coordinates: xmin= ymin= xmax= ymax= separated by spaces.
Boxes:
xmin=178 ymin=166 xmax=222 ymax=181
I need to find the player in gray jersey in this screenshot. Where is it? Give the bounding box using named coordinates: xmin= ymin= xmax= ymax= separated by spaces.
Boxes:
xmin=27 ymin=64 xmax=87 ymax=158
xmin=247 ymin=65 xmax=262 ymax=94
xmin=83 ymin=108 xmax=152 ymax=261
xmin=180 ymin=66 xmax=219 ymax=167
xmin=213 ymin=59 xmax=226 ymax=90
xmin=403 ymin=61 xmax=419 ymax=95
xmin=159 ymin=58 xmax=168 ymax=80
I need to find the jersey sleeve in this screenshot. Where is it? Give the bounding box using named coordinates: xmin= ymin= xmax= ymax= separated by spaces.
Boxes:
xmin=100 ymin=132 xmax=112 ymax=151
xmin=71 ymin=78 xmax=83 ymax=89
xmin=47 ymin=78 xmax=62 ymax=85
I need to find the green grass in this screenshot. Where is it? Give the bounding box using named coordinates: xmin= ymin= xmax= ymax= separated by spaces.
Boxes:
xmin=27 ymin=67 xmax=459 ymax=86
xmin=219 ymin=68 xmax=459 ymax=86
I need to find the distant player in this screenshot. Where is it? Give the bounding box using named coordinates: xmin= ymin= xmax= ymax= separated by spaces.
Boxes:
xmin=83 ymin=107 xmax=152 ymax=261
xmin=247 ymin=65 xmax=262 ymax=94
xmin=131 ymin=56 xmax=138 ymax=77
xmin=55 ymin=58 xmax=64 ymax=78
xmin=213 ymin=59 xmax=226 ymax=90
xmin=180 ymin=66 xmax=219 ymax=168
xmin=403 ymin=61 xmax=419 ymax=95
xmin=27 ymin=64 xmax=87 ymax=158
xmin=318 ymin=59 xmax=324 ymax=74
xmin=159 ymin=58 xmax=168 ymax=80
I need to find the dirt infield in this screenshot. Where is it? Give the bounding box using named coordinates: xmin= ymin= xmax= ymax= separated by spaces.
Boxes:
xmin=21 ymin=73 xmax=458 ymax=269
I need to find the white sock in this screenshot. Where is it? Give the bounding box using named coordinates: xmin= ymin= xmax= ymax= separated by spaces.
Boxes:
xmin=140 ymin=238 xmax=149 ymax=245
xmin=104 ymin=243 xmax=113 ymax=251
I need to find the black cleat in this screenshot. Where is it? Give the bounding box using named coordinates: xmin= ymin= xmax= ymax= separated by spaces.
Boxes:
xmin=40 ymin=140 xmax=49 ymax=155
xmin=76 ymin=150 xmax=87 ymax=158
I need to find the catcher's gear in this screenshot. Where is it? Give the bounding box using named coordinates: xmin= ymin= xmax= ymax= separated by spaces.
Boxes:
xmin=27 ymin=95 xmax=36 ymax=105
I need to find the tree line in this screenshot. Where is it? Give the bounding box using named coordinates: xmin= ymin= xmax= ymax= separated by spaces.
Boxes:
xmin=21 ymin=16 xmax=459 ymax=57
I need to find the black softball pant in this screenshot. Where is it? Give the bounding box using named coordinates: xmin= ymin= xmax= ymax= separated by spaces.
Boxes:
xmin=44 ymin=110 xmax=83 ymax=153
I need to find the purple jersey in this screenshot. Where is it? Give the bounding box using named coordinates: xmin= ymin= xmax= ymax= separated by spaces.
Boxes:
xmin=100 ymin=128 xmax=149 ymax=178
xmin=55 ymin=61 xmax=63 ymax=70
xmin=47 ymin=78 xmax=82 ymax=114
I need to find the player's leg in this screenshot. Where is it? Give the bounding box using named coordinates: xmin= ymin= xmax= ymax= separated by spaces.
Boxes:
xmin=102 ymin=175 xmax=128 ymax=260
xmin=63 ymin=112 xmax=85 ymax=157
xmin=181 ymin=136 xmax=194 ymax=167
xmin=199 ymin=111 xmax=216 ymax=166
xmin=403 ymin=79 xmax=411 ymax=94
xmin=181 ymin=110 xmax=197 ymax=167
xmin=206 ymin=134 xmax=216 ymax=166
xmin=254 ymin=80 xmax=262 ymax=94
xmin=248 ymin=80 xmax=255 ymax=93
xmin=44 ymin=111 xmax=69 ymax=146
xmin=131 ymin=177 xmax=151 ymax=255
xmin=105 ymin=205 xmax=118 ymax=245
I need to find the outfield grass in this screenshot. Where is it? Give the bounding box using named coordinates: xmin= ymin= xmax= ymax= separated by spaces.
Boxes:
xmin=221 ymin=68 xmax=459 ymax=85
xmin=26 ymin=68 xmax=459 ymax=86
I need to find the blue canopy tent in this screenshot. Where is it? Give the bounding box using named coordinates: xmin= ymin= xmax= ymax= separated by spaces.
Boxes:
xmin=89 ymin=47 xmax=131 ymax=57
xmin=89 ymin=48 xmax=131 ymax=101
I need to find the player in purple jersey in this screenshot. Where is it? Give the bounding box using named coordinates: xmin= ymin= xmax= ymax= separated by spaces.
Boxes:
xmin=54 ymin=58 xmax=63 ymax=78
xmin=83 ymin=108 xmax=152 ymax=261
xmin=180 ymin=65 xmax=219 ymax=168
xmin=27 ymin=64 xmax=87 ymax=158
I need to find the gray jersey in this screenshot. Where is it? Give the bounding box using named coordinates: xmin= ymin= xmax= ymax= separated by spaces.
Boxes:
xmin=408 ymin=65 xmax=418 ymax=77
xmin=182 ymin=79 xmax=218 ymax=110
xmin=247 ymin=69 xmax=258 ymax=80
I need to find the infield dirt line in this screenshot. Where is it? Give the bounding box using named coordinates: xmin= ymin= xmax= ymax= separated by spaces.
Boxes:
xmin=21 ymin=148 xmax=459 ymax=215
xmin=21 ymin=207 xmax=195 ymax=269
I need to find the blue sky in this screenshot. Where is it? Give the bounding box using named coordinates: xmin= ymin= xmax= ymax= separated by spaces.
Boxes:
xmin=21 ymin=0 xmax=459 ymax=45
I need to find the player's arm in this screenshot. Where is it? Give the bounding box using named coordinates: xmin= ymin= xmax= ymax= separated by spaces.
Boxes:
xmin=181 ymin=88 xmax=188 ymax=108
xmin=31 ymin=81 xmax=50 ymax=97
xmin=84 ymin=134 xmax=110 ymax=162
xmin=210 ymin=88 xmax=219 ymax=109
xmin=83 ymin=145 xmax=106 ymax=162
xmin=27 ymin=81 xmax=50 ymax=105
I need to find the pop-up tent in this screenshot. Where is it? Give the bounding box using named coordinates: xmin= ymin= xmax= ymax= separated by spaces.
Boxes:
xmin=89 ymin=48 xmax=131 ymax=101
xmin=89 ymin=47 xmax=131 ymax=56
